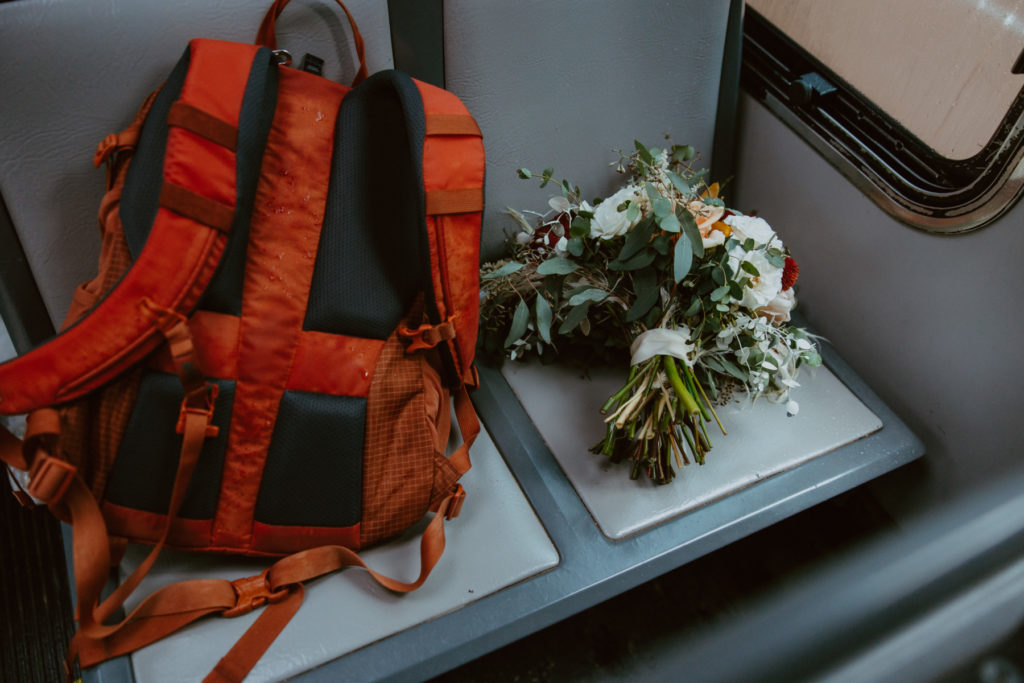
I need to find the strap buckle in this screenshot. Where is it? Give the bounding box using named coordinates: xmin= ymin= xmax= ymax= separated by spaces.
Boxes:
xmin=222 ymin=568 xmax=290 ymax=618
xmin=26 ymin=454 xmax=77 ymax=505
xmin=397 ymin=318 xmax=456 ymax=354
xmin=444 ymin=484 xmax=466 ymax=521
xmin=175 ymin=383 xmax=220 ymax=438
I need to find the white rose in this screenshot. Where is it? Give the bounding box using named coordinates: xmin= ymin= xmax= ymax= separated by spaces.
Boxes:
xmin=724 ymin=214 xmax=778 ymax=248
xmin=759 ymin=287 xmax=796 ymax=322
xmin=590 ymin=185 xmax=642 ymax=239
xmin=728 ymin=246 xmax=783 ymax=310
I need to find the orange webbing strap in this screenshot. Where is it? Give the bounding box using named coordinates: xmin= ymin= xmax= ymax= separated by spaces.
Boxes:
xmin=58 ymin=307 xmax=219 ymax=678
xmin=255 ymin=0 xmax=368 ymax=86
xmin=2 ymin=408 xmax=63 ymax=505
xmin=72 ymin=489 xmax=465 ymax=682
xmin=446 ymin=384 xmax=479 ymax=477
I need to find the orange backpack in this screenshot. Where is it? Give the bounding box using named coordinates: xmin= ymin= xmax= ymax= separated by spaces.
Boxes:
xmin=0 ymin=1 xmax=484 ymax=678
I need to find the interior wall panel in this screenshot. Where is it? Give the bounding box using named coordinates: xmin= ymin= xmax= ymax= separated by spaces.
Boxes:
xmin=732 ymin=93 xmax=1024 ymax=520
xmin=443 ymin=0 xmax=732 ymax=261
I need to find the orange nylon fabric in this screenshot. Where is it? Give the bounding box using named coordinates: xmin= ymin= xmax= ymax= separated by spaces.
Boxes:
xmin=211 ymin=67 xmax=347 ymax=549
xmin=414 ymin=80 xmax=485 ymax=385
xmin=0 ymin=40 xmax=258 ymax=415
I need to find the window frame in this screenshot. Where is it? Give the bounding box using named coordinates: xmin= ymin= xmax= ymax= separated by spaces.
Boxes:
xmin=741 ymin=7 xmax=1024 ymax=235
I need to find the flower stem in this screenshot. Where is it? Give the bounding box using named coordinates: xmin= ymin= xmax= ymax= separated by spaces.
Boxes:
xmin=600 ymin=365 xmax=641 ymax=413
xmin=662 ymin=356 xmax=700 ymax=415
xmin=693 ymin=371 xmax=727 ymax=435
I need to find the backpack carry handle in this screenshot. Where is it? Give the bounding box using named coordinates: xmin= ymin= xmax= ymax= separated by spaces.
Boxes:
xmin=255 ymin=0 xmax=369 ymax=87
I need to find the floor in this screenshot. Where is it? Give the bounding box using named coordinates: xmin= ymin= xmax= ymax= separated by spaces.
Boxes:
xmin=0 ymin=474 xmax=895 ymax=682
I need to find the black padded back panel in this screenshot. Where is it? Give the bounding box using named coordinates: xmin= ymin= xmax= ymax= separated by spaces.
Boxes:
xmin=303 ymin=70 xmax=428 ymax=339
xmin=105 ymin=373 xmax=235 ymax=520
xmin=254 ymin=391 xmax=365 ymax=527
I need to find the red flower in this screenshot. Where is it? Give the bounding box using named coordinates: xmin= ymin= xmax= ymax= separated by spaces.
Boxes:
xmin=533 ymin=211 xmax=571 ymax=249
xmin=782 ymin=256 xmax=799 ymax=291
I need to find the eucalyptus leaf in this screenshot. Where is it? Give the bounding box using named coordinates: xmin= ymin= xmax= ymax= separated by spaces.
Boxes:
xmin=617 ymin=216 xmax=655 ymax=262
xmin=610 ymin=249 xmax=656 ymax=271
xmin=558 ymin=301 xmax=593 ymax=334
xmin=673 ymin=232 xmax=693 ymax=282
xmin=702 ymin=356 xmax=725 ymax=373
xmin=570 ymin=216 xmax=591 ymax=238
xmin=658 ymin=212 xmax=681 ymax=233
xmin=717 ymin=357 xmax=749 ymax=381
xmin=626 ymin=269 xmax=658 ymax=322
xmin=671 ymin=144 xmax=695 ymax=163
xmin=634 ymin=140 xmax=655 ymax=165
xmin=666 ymin=170 xmax=692 ymax=195
xmin=741 ymin=261 xmax=760 ymax=276
xmin=652 ymin=196 xmax=672 ymax=218
xmin=535 ymin=295 xmax=553 ymax=343
xmin=683 ymin=297 xmax=701 ymax=317
xmin=651 ymin=234 xmax=670 ymax=255
xmin=728 ymin=281 xmax=744 ymax=299
xmin=710 ymin=284 xmax=731 ymax=302
xmin=536 ymin=257 xmax=578 ymax=275
xmin=482 ymin=261 xmax=524 ymax=279
xmin=567 ymin=236 xmax=584 ymax=257
xmin=645 ymin=182 xmax=661 ymax=202
xmin=568 ymin=288 xmax=608 ymax=306
xmin=765 ymin=250 xmax=787 ymax=268
xmin=504 ymin=298 xmax=529 ymax=347
xmin=517 ymin=168 xmax=532 ymax=179
xmin=626 ymin=202 xmax=640 ymax=223
xmin=677 ymin=207 xmax=704 ymax=258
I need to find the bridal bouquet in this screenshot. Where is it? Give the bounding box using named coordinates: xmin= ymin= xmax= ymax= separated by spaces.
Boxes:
xmin=480 ymin=141 xmax=821 ymax=484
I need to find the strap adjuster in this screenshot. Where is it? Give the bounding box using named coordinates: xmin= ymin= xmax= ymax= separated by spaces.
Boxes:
xmin=444 ymin=484 xmax=466 ymax=521
xmin=222 ymin=568 xmax=290 ymax=618
xmin=398 ymin=318 xmax=456 ymax=354
xmin=176 ymin=383 xmax=220 ymax=438
xmin=26 ymin=454 xmax=77 ymax=504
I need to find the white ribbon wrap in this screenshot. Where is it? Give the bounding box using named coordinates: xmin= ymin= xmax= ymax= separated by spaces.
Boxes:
xmin=630 ymin=327 xmax=695 ymax=367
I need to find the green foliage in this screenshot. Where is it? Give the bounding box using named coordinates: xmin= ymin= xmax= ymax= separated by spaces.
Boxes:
xmin=504 ymin=298 xmax=529 ymax=347
xmin=482 ymin=261 xmax=524 ymax=279
xmin=481 ymin=138 xmax=820 ymax=485
xmin=535 ymin=295 xmax=553 ymax=343
xmin=536 ymin=257 xmax=578 ymax=275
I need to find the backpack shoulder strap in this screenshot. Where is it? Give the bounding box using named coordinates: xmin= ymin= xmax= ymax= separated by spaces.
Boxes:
xmin=0 ymin=39 xmax=276 ymax=415
xmin=415 ymin=79 xmax=485 ymax=387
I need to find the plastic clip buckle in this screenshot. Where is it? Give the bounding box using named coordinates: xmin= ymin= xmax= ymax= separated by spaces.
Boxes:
xmin=397 ymin=318 xmax=457 ymax=354
xmin=222 ymin=568 xmax=290 ymax=618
